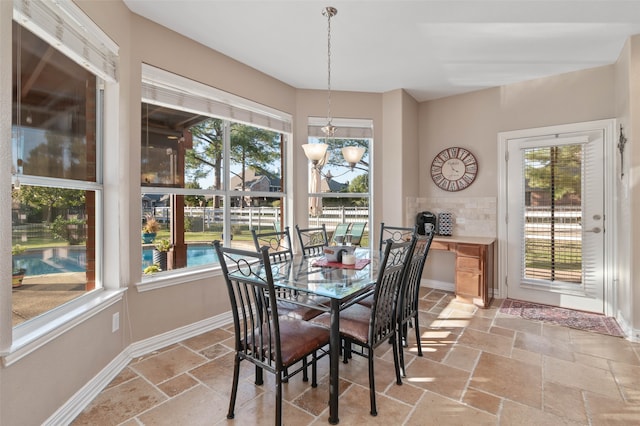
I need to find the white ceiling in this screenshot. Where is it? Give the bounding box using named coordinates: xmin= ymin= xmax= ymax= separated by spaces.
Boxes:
xmin=122 ymin=0 xmax=640 ymax=102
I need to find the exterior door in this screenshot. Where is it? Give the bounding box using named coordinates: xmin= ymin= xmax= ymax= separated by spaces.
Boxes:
xmin=506 ymin=128 xmax=605 ymax=313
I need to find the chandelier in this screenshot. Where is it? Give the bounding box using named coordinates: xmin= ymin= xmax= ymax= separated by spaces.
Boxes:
xmin=301 ymin=6 xmax=365 ymax=181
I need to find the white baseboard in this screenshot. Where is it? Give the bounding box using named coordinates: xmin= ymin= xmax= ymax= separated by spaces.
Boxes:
xmin=45 ymin=311 xmax=233 ymax=425
xmin=421 ymin=278 xmax=455 ymax=293
xmin=616 ymin=310 xmax=639 ymax=342
xmin=128 ymin=310 xmax=233 ymax=358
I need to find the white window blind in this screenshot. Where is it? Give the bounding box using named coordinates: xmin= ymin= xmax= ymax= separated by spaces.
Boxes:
xmin=308 ymin=117 xmax=373 ymax=139
xmin=141 ymin=64 xmax=292 ymax=134
xmin=520 ymin=135 xmax=596 ymax=286
xmin=13 ymin=0 xmax=119 ymax=82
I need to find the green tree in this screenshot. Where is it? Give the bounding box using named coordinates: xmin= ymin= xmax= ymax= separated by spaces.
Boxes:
xmin=14 ymin=186 xmax=85 ymax=223
xmin=184 ymin=181 xmax=206 ymax=207
xmin=187 ymin=119 xmax=224 ymax=206
xmin=345 ymin=173 xmax=369 ymax=207
xmin=187 ymin=119 xmax=223 ymax=186
xmin=187 ymin=119 xmax=281 ymax=208
xmin=229 ymin=124 xmax=281 ymax=207
xmin=347 ymin=173 xmax=369 ymax=193
xmin=524 ymin=145 xmax=582 ymax=201
xmin=324 ymin=138 xmax=368 ymax=173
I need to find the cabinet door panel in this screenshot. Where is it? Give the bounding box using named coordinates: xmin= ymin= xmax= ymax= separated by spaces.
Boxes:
xmin=456 ymin=244 xmax=481 ymax=257
xmin=457 ymin=256 xmax=480 ymax=270
xmin=430 ymin=241 xmax=450 ymax=251
xmin=456 ymin=271 xmax=481 ymax=297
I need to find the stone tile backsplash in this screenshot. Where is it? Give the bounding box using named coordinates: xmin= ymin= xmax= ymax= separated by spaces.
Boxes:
xmin=406 ymin=197 xmax=497 ymax=238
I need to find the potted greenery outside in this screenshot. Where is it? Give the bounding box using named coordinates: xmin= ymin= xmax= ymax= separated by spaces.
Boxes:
xmin=152 ymin=238 xmax=172 ymax=271
xmin=12 ymin=244 xmax=27 ymax=288
xmin=143 ymin=264 xmax=161 ymax=275
xmin=142 ymin=214 xmax=160 ymax=243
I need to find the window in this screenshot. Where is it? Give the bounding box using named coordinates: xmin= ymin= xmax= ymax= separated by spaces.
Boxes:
xmin=140 ymin=66 xmax=291 ymax=278
xmin=9 ymin=0 xmax=117 ymax=331
xmin=306 ymin=118 xmax=372 ymax=247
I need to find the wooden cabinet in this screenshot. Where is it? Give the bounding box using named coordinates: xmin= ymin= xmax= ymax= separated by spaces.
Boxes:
xmin=430 ymin=237 xmax=495 ymax=308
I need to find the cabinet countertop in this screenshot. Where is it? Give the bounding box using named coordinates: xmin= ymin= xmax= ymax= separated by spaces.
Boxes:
xmin=433 ymin=235 xmax=496 ymax=246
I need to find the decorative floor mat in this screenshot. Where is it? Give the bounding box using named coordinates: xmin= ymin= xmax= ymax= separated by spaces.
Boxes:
xmin=500 ymin=299 xmax=625 ymax=338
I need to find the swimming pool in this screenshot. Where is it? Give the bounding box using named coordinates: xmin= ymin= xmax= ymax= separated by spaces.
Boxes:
xmin=142 ymin=244 xmax=219 ymax=269
xmin=14 ymin=245 xmax=219 ymax=276
xmin=14 ymin=248 xmax=86 ymax=276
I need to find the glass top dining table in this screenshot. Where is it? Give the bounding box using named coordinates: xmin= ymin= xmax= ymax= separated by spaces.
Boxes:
xmin=265 ymin=247 xmax=381 ymax=424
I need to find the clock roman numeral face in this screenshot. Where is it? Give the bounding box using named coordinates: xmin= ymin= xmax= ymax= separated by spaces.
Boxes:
xmin=430 ymin=147 xmax=478 ymax=192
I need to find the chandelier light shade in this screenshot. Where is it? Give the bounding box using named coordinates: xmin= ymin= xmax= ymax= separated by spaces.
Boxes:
xmin=302 ymin=143 xmax=328 ymax=164
xmin=341 ymin=146 xmax=365 ymax=168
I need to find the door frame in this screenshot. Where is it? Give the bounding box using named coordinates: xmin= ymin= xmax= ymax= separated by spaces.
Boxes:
xmin=497 ymin=119 xmax=617 ymax=316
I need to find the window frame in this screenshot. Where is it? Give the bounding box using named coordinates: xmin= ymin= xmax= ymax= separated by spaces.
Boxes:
xmin=137 ymin=66 xmax=292 ymax=289
xmin=1 ymin=0 xmax=121 ymax=362
xmin=305 ymin=117 xmax=373 ymax=247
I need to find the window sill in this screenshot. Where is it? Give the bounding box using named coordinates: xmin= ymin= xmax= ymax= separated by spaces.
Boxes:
xmin=136 ymin=265 xmax=223 ymax=292
xmin=2 ymin=288 xmax=127 ymax=367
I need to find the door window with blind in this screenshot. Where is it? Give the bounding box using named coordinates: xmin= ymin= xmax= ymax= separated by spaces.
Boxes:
xmin=523 ymin=145 xmax=584 ymax=283
xmin=506 ymin=128 xmax=606 ymax=313
xmin=140 ymin=65 xmax=291 ymax=278
xmin=305 ymin=117 xmax=371 ymax=247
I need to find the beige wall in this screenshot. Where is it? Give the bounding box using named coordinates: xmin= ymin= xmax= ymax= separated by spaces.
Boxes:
xmin=2 ymin=1 xmax=639 ymax=424
xmin=624 ymin=35 xmax=640 ymax=338
xmin=418 ymin=65 xmax=615 ymax=201
xmin=380 ymin=89 xmax=420 ymax=230
xmin=613 ymin=37 xmax=634 ymax=335
xmin=416 ymin=64 xmax=620 ymax=296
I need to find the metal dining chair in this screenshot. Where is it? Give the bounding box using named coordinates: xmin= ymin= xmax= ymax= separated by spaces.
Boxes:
xmin=359 ymin=223 xmax=418 ymax=309
xmin=379 ymin=223 xmax=417 ymax=251
xmin=311 ymin=237 xmax=416 ymax=416
xmin=253 ymin=226 xmax=324 ymax=320
xmin=396 ymin=228 xmax=435 ymax=376
xmin=251 ymin=226 xmax=293 ymax=263
xmin=295 ymin=224 xmax=329 ymax=256
xmin=213 ymin=241 xmax=330 ymax=426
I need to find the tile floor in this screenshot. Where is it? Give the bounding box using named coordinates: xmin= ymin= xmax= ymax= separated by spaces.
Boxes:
xmin=72 ymin=288 xmax=640 ymax=425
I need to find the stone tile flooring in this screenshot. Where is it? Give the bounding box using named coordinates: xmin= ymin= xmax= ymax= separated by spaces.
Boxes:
xmin=72 ymin=288 xmax=640 ymax=425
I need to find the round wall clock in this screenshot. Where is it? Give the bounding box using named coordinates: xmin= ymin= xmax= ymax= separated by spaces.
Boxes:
xmin=430 ymin=147 xmax=478 ymax=192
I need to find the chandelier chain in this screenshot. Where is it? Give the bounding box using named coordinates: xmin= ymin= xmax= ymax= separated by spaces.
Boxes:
xmin=326 ymin=7 xmax=332 ymax=125
xmin=321 ymin=7 xmax=337 ymax=137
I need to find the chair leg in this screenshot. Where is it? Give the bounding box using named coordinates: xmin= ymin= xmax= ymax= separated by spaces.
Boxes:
xmin=398 ymin=323 xmax=407 ymax=377
xmin=391 ymin=334 xmax=403 ymax=385
xmin=255 ymin=364 xmax=263 ymax=386
xmin=276 ymin=373 xmax=283 ymax=426
xmin=227 ymin=355 xmax=241 ymax=419
xmin=343 ymin=338 xmax=352 ymax=364
xmin=414 ymin=314 xmax=423 ymax=357
xmin=311 ymin=351 xmax=318 ymax=388
xmin=302 ymin=357 xmax=309 ymax=382
xmin=402 ymin=323 xmax=409 ymax=347
xmin=368 ymin=352 xmax=377 ymax=416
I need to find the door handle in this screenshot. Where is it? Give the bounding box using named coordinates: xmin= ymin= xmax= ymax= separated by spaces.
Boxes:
xmin=585 ymin=227 xmax=602 ymax=234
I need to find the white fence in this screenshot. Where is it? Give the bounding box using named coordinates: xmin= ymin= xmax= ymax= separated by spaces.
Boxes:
xmin=145 ymin=206 xmax=369 ymax=233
